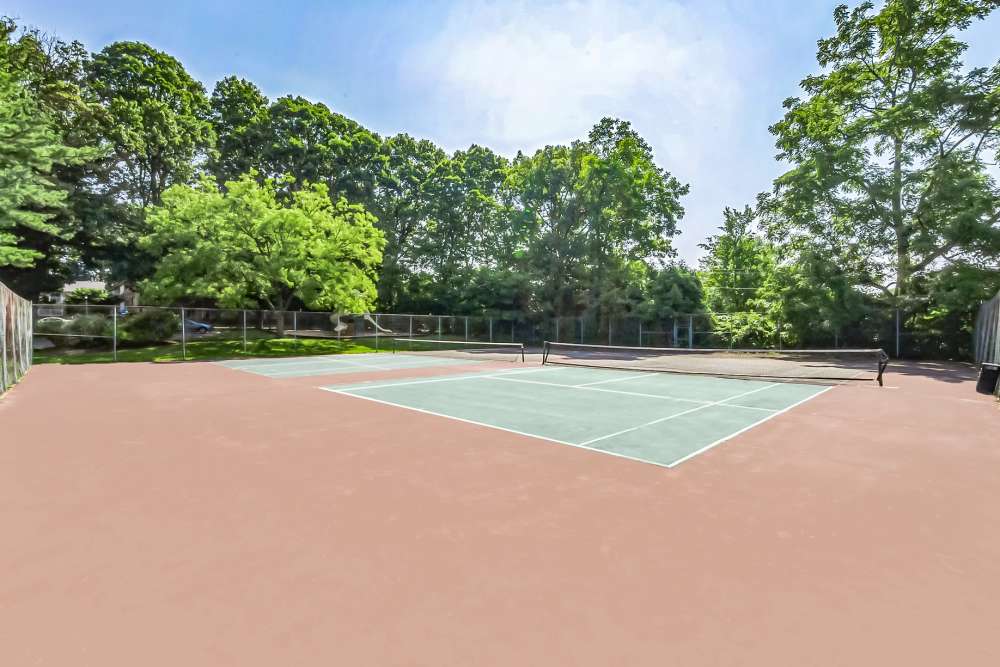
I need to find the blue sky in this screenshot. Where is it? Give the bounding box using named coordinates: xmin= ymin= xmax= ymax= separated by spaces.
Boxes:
xmin=8 ymin=0 xmax=1000 ymax=263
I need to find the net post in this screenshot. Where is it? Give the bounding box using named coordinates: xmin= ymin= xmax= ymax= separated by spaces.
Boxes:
xmin=520 ymin=343 xmax=525 ymax=363
xmin=112 ymin=306 xmax=117 ymax=361
xmin=688 ymin=315 xmax=693 ymax=348
xmin=181 ymin=307 xmax=187 ymax=360
xmin=242 ymin=310 xmax=247 ymax=353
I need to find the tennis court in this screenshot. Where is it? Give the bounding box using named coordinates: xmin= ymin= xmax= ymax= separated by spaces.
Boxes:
xmin=5 ymin=348 xmax=1000 ymax=667
xmin=218 ymin=339 xmax=525 ymax=379
xmin=321 ymin=365 xmax=830 ymax=467
xmin=218 ymin=351 xmax=487 ymax=378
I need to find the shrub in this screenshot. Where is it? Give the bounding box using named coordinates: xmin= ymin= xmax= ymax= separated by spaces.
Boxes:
xmin=119 ymin=309 xmax=180 ymax=344
xmin=65 ymin=288 xmax=112 ymax=305
xmin=35 ymin=318 xmax=68 ymax=335
xmin=62 ymin=314 xmax=113 ymax=346
xmin=66 ymin=314 xmax=111 ymax=336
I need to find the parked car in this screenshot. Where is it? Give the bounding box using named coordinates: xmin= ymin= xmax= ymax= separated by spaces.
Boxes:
xmin=184 ymin=319 xmax=213 ymax=334
xmin=37 ymin=316 xmax=72 ymax=327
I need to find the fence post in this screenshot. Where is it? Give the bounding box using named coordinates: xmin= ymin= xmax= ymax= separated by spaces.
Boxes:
xmin=777 ymin=316 xmax=782 ymax=351
xmin=672 ymin=318 xmax=678 ymax=347
xmin=375 ymin=313 xmax=380 ymax=351
xmin=555 ymin=318 xmax=559 ymax=343
xmin=181 ymin=307 xmax=187 ymax=360
xmin=688 ymin=315 xmax=693 ymax=348
xmin=293 ymin=310 xmax=297 ymax=339
xmin=438 ymin=316 xmax=442 ymax=339
xmin=464 ymin=316 xmax=469 ymax=342
xmin=409 ymin=314 xmax=413 ymax=339
xmin=489 ymin=318 xmax=493 ymax=343
xmin=638 ymin=320 xmax=642 ymax=347
xmin=243 ymin=310 xmax=247 ymax=353
xmin=1 ymin=295 xmax=7 ymax=392
xmin=113 ymin=307 xmax=118 ymax=361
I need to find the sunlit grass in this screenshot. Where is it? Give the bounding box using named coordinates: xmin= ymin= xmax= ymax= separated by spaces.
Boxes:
xmin=33 ymin=332 xmax=386 ymax=364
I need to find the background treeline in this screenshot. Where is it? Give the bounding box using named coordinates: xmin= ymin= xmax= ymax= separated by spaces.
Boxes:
xmin=1 ymin=0 xmax=999 ymax=358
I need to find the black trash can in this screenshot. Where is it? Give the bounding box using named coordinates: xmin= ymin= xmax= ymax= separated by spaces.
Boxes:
xmin=977 ymin=363 xmax=1000 ymax=395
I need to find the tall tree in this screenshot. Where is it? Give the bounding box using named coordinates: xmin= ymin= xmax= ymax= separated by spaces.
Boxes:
xmin=261 ymin=95 xmax=382 ymax=204
xmin=140 ymin=173 xmax=385 ymax=334
xmin=699 ymin=206 xmax=785 ymax=346
xmin=0 ymin=26 xmax=92 ymax=270
xmin=370 ymin=133 xmax=446 ymax=309
xmin=88 ymin=41 xmax=214 ymax=208
xmin=767 ymin=0 xmax=1000 ymax=308
xmin=209 ymin=76 xmax=270 ymax=185
xmin=508 ymin=118 xmax=688 ymax=324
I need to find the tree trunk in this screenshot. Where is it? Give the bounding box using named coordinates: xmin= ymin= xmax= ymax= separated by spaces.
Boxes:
xmin=892 ymin=137 xmax=910 ymax=303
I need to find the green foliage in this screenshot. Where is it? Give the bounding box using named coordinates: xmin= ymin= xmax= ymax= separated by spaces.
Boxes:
xmin=118 ymin=308 xmax=180 ymax=343
xmin=767 ymin=0 xmax=1000 ymax=303
xmin=65 ymin=287 xmax=110 ymax=304
xmin=140 ymin=173 xmax=385 ymax=324
xmin=640 ymin=264 xmax=704 ymax=321
xmin=35 ymin=330 xmax=379 ymax=364
xmin=509 ymin=118 xmax=688 ymax=321
xmin=208 ymin=76 xmax=270 ymax=185
xmin=5 ymin=5 xmax=999 ymax=361
xmin=34 ymin=317 xmax=67 ymax=334
xmin=66 ymin=313 xmax=111 ymax=337
xmin=907 ymin=264 xmax=1000 ymax=358
xmin=88 ymin=41 xmax=214 ymax=207
xmin=0 ymin=22 xmax=94 ymax=268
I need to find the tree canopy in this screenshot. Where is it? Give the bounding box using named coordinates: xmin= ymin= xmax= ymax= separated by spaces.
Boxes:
xmin=1 ymin=1 xmax=998 ymax=359
xmin=140 ymin=173 xmax=384 ymax=331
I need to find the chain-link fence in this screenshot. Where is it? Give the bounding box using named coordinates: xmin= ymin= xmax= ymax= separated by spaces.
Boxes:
xmin=974 ymin=290 xmax=1000 ymax=366
xmin=1 ymin=282 xmax=32 ymax=393
xmin=28 ymin=303 xmax=964 ymax=363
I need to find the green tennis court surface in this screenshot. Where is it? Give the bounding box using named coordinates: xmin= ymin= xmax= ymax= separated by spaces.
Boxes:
xmin=322 ymin=366 xmax=831 ymax=467
xmin=217 ymin=352 xmax=487 ymax=378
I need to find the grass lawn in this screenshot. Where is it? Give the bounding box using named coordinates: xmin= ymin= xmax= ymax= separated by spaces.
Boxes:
xmin=34 ymin=332 xmax=385 ymax=364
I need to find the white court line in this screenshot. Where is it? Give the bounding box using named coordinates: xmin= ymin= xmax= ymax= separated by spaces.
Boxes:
xmin=667 ymin=386 xmax=834 ymax=467
xmin=574 ymin=373 xmax=655 ymax=387
xmin=330 ymin=367 xmax=558 ymax=392
xmin=579 ymin=383 xmax=780 ymax=447
xmin=320 ymin=387 xmax=678 ymax=469
xmin=490 ymin=376 xmax=776 ymax=412
xmin=258 ymin=356 xmax=470 ymax=378
xmin=220 ymin=354 xmax=383 ymax=369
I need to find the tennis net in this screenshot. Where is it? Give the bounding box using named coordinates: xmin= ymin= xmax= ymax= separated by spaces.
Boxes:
xmin=542 ymin=341 xmax=889 ymax=385
xmin=391 ymin=338 xmax=525 ymax=362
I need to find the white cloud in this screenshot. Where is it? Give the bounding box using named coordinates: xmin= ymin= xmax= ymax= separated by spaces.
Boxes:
xmin=403 ymin=0 xmax=770 ymax=261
